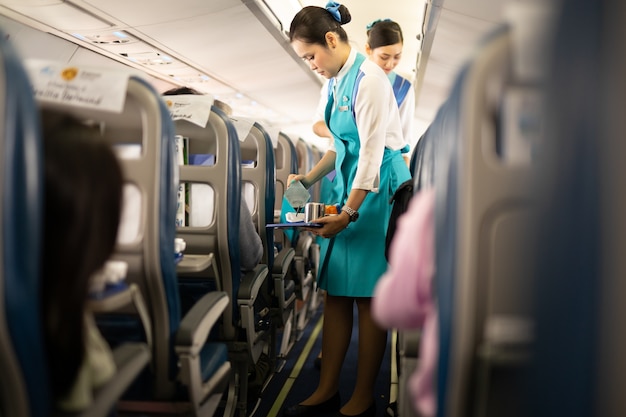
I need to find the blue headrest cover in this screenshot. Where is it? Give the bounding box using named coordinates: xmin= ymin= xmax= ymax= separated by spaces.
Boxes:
xmin=1 ymin=32 xmax=50 ymax=415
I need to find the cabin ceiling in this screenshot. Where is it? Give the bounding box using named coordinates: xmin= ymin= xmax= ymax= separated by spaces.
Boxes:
xmin=416 ymin=0 xmax=505 ymax=133
xmin=0 ymin=0 xmax=325 ymax=131
xmin=0 ymin=0 xmax=508 ymax=143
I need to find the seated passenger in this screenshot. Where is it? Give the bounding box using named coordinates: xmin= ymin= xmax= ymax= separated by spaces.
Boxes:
xmin=40 ymin=114 xmax=123 ymax=411
xmin=162 ymin=86 xmax=263 ymax=274
xmin=163 ymin=87 xmax=268 ymax=399
xmin=372 ymin=188 xmax=437 ymax=417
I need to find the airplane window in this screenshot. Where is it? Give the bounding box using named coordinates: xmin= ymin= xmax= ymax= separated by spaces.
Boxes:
xmin=117 ymin=183 xmax=142 ymax=245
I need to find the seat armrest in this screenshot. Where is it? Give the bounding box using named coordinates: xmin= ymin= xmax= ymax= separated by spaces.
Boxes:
xmin=272 ymin=247 xmax=295 ymax=277
xmin=295 ymin=233 xmax=313 ymax=257
xmin=69 ymin=343 xmax=150 ymax=417
xmin=175 ymin=291 xmax=229 ymax=354
xmin=237 ymin=264 xmax=268 ymax=302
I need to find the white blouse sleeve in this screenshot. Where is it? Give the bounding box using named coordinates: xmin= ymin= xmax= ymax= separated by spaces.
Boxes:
xmin=398 ymin=83 xmax=416 ymax=148
xmin=352 ymin=73 xmax=394 ymax=192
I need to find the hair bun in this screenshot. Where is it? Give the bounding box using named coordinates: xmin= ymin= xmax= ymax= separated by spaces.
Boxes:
xmin=325 ymin=1 xmax=351 ymax=25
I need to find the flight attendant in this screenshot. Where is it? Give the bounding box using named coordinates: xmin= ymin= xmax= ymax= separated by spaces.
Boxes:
xmin=311 ymin=18 xmax=415 ymax=371
xmin=283 ymin=3 xmax=411 ymax=417
xmin=365 ymin=18 xmax=415 ymax=159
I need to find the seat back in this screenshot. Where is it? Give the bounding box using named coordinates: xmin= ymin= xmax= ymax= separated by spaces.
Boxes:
xmin=295 ymin=137 xmax=314 ymax=178
xmin=240 ymin=122 xmax=276 ymax=271
xmin=174 ymin=106 xmax=242 ymax=340
xmin=0 ymin=31 xmax=48 ymax=417
xmin=240 ymin=121 xmax=300 ymax=360
xmin=274 ymin=133 xmax=300 ymax=248
xmin=308 ymin=145 xmax=323 ymax=203
xmin=527 ymin=0 xmax=626 ymax=416
xmin=37 ymin=72 xmax=180 ymax=399
xmin=410 ymin=128 xmax=435 ymax=192
xmin=273 ymin=132 xmax=298 ymax=219
xmin=435 ymin=5 xmax=554 ymax=415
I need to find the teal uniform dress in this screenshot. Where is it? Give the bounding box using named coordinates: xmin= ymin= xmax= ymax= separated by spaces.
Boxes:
xmin=318 ymin=53 xmax=411 ymax=297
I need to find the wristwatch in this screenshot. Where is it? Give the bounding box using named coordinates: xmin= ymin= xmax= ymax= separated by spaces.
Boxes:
xmin=341 ymin=205 xmax=359 ymax=222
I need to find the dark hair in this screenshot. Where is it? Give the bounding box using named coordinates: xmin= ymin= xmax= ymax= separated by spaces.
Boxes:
xmin=162 ymin=86 xmax=202 ymax=96
xmin=366 ymin=20 xmax=404 ymax=49
xmin=289 ymin=4 xmax=351 ymax=46
xmin=162 ymin=86 xmax=232 ymax=115
xmin=41 ymin=114 xmax=123 ymax=399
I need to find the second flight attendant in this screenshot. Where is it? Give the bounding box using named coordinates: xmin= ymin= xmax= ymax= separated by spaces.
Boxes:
xmin=365 ymin=18 xmax=416 ymax=158
xmin=283 ymin=2 xmax=411 ymax=417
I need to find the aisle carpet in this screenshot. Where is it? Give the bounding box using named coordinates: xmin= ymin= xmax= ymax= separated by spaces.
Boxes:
xmin=252 ymin=302 xmax=393 ymax=417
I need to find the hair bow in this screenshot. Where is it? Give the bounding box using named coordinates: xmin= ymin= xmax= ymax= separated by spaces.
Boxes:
xmin=366 ymin=18 xmax=392 ymax=30
xmin=325 ymin=1 xmax=342 ymax=23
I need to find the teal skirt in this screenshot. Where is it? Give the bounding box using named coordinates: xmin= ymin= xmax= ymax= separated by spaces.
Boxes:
xmin=317 ymin=149 xmax=411 ymax=297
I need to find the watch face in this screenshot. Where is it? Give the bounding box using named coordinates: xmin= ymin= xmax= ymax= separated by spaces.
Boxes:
xmin=352 ymin=211 xmax=359 ymax=221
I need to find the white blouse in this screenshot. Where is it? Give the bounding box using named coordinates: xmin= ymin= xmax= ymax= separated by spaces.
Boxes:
xmin=314 ymin=48 xmax=405 ymax=192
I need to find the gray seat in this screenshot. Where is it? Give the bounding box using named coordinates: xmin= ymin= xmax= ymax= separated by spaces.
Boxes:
xmin=0 ymin=33 xmax=150 ymax=417
xmin=274 ymin=133 xmax=318 ymax=336
xmin=394 ymin=99 xmax=436 ymax=417
xmin=174 ymin=105 xmax=269 ymax=417
xmin=434 ymin=4 xmax=554 ymax=415
xmin=239 ymin=122 xmax=297 ymax=362
xmin=293 ymin=138 xmax=320 ymax=327
xmin=526 ymin=0 xmax=626 ymax=416
xmin=38 ymin=76 xmax=230 ymax=417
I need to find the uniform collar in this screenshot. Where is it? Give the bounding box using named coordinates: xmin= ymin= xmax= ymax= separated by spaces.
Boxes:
xmin=335 ymin=47 xmax=357 ymax=83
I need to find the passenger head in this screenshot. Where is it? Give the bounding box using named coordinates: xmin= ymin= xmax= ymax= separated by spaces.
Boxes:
xmin=365 ymin=19 xmax=404 ymax=74
xmin=162 ymin=86 xmax=203 ymax=96
xmin=289 ymin=2 xmax=352 ymax=79
xmin=161 ymin=86 xmax=232 ymax=116
xmin=40 ymin=113 xmax=124 ymax=400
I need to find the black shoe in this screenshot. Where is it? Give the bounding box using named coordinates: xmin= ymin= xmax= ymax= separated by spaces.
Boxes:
xmin=336 ymin=402 xmax=376 ymax=417
xmin=283 ymin=392 xmax=341 ymax=417
xmin=248 ymin=354 xmax=271 ymax=399
xmin=314 ymin=356 xmax=322 ymax=370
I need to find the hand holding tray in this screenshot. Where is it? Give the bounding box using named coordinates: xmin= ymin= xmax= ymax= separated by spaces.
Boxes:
xmin=266 ymin=222 xmax=323 ymax=229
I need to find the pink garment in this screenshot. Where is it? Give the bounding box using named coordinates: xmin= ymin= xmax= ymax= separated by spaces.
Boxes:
xmin=373 ymin=188 xmax=437 ymax=417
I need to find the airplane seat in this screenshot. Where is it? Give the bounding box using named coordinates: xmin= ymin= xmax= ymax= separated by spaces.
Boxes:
xmin=308 ymin=144 xmax=323 ymax=203
xmin=273 ymin=132 xmax=298 ymax=225
xmin=394 ymin=118 xmax=437 ymax=417
xmin=434 ymin=3 xmax=555 ymax=415
xmin=409 ymin=134 xmax=422 ymax=178
xmin=526 ymin=0 xmax=626 ymax=416
xmin=411 ymin=126 xmax=435 ymax=191
xmin=0 ymin=37 xmax=152 ymax=417
xmin=275 ymin=134 xmax=317 ymax=335
xmin=311 ymin=147 xmax=335 ymax=312
xmin=239 ymin=121 xmax=297 ymax=362
xmin=174 ymin=105 xmax=269 ymax=417
xmin=36 ymin=75 xmax=231 ymax=417
xmin=273 ymin=133 xmax=301 ymax=258
xmin=305 ymin=144 xmax=326 ymax=314
xmin=0 ymin=31 xmax=49 ymax=417
xmin=293 ymin=138 xmax=319 ymax=326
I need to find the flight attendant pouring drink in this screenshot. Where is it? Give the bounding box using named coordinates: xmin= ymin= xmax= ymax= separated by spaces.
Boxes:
xmin=283 ymin=3 xmax=411 ymax=417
